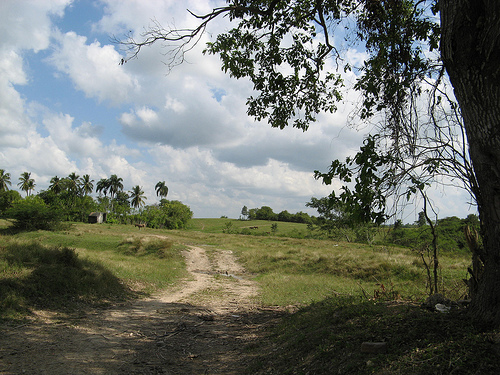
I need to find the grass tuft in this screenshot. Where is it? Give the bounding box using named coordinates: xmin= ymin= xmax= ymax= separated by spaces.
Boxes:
xmin=118 ymin=236 xmax=177 ymax=258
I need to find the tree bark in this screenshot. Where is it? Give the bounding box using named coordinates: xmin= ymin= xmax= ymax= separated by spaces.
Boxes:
xmin=441 ymin=0 xmax=500 ymax=327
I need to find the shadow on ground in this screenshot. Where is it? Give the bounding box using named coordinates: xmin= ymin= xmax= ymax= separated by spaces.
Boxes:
xmin=0 ymin=299 xmax=287 ymax=375
xmin=0 ymin=241 xmax=134 ymax=320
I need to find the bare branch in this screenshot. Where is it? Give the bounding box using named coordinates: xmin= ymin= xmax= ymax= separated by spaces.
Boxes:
xmin=115 ymin=7 xmax=232 ymax=68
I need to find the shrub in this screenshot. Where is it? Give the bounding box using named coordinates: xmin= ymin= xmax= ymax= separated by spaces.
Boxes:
xmin=5 ymin=196 xmax=62 ymax=231
xmin=118 ymin=237 xmax=175 ymax=258
xmin=240 ymin=228 xmax=252 ymax=235
xmin=222 ymin=221 xmax=235 ymax=233
xmin=139 ymin=200 xmax=193 ymax=229
xmin=0 ymin=190 xmax=22 ymax=215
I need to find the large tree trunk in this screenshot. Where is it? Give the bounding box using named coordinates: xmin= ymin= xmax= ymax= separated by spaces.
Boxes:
xmin=441 ymin=0 xmax=500 ymax=327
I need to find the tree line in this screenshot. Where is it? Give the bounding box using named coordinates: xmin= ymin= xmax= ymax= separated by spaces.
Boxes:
xmin=0 ymin=169 xmax=191 ymax=230
xmin=240 ymin=205 xmax=314 ymax=224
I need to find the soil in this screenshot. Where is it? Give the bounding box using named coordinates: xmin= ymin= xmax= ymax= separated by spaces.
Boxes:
xmin=0 ymin=243 xmax=288 ymax=374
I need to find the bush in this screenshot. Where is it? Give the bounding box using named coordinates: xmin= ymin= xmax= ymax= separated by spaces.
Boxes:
xmin=0 ymin=190 xmax=22 ymax=215
xmin=5 ymin=196 xmax=62 ymax=231
xmin=387 ymin=215 xmax=481 ymax=253
xmin=240 ymin=228 xmax=252 ymax=235
xmin=139 ymin=200 xmax=193 ymax=229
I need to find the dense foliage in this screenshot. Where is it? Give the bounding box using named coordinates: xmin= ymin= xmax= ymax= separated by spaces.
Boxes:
xmin=6 ymin=196 xmax=63 ymax=231
xmin=137 ymin=200 xmax=193 ymax=229
xmin=387 ymin=214 xmax=481 ymax=253
xmin=0 ymin=190 xmax=21 ymax=214
xmin=245 ymin=205 xmax=313 ymax=224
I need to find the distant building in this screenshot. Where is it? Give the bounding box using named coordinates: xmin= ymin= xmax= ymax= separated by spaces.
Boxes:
xmin=88 ymin=212 xmax=107 ymax=224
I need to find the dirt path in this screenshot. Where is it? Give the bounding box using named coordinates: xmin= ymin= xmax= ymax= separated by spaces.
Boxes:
xmin=0 ymin=244 xmax=285 ymax=374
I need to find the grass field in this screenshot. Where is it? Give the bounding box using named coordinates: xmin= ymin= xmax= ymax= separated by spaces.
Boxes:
xmin=0 ymin=218 xmax=471 ymax=313
xmin=182 ymin=219 xmax=470 ymax=305
xmin=186 ymin=217 xmax=312 ymax=236
xmin=1 ymin=218 xmax=497 ymax=374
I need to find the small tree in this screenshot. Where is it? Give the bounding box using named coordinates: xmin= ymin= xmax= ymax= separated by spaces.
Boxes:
xmin=80 ymin=174 xmax=94 ymax=196
xmin=416 ymin=211 xmax=426 ymax=227
xmin=108 ymin=174 xmax=124 ymax=200
xmin=113 ymin=191 xmax=130 ymax=213
xmin=419 ymin=191 xmax=440 ymax=295
xmin=223 ymin=221 xmax=235 ymax=234
xmin=393 ymin=219 xmax=403 ymax=230
xmin=241 ymin=205 xmax=249 ymax=220
xmin=0 ymin=190 xmax=21 ymax=215
xmin=255 ymin=206 xmax=276 ymax=221
xmin=140 ymin=200 xmax=193 ymax=229
xmin=65 ymin=172 xmax=81 ymax=196
xmin=277 ymin=210 xmax=292 ymax=222
xmin=96 ymin=178 xmax=110 ymax=197
xmin=248 ymin=208 xmax=257 ymax=221
xmin=292 ymin=211 xmax=313 ymax=224
xmin=49 ymin=176 xmax=64 ymax=195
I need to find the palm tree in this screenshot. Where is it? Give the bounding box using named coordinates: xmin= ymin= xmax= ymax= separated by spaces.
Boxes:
xmin=49 ymin=176 xmax=63 ymax=194
xmin=129 ymin=185 xmax=147 ymax=209
xmin=95 ymin=178 xmax=111 ymax=213
xmin=0 ymin=169 xmax=11 ymax=192
xmin=18 ymin=172 xmax=35 ymax=196
xmin=155 ymin=181 xmax=169 ymax=199
xmin=96 ymin=178 xmax=110 ymax=197
xmin=108 ymin=174 xmax=124 ymax=199
xmin=66 ymin=172 xmax=81 ymax=196
xmin=80 ymin=174 xmax=94 ymax=196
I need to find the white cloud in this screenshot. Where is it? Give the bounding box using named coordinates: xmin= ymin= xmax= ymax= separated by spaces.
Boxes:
xmin=0 ymin=0 xmax=69 ymax=52
xmin=0 ymin=50 xmax=27 ymax=85
xmin=42 ymin=112 xmax=104 ymax=157
xmin=97 ymin=0 xmax=215 ymax=36
xmin=49 ymin=30 xmax=139 ymax=105
xmin=119 ymin=85 xmax=244 ymax=148
xmin=145 ymin=144 xmax=335 ymax=217
xmin=0 ymin=80 xmax=31 ymax=147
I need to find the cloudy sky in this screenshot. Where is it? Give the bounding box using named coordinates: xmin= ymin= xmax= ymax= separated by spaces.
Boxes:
xmin=0 ymin=0 xmax=475 ymax=220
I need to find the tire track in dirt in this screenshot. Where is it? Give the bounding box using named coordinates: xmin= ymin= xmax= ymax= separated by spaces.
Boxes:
xmin=0 ymin=244 xmax=284 ymax=375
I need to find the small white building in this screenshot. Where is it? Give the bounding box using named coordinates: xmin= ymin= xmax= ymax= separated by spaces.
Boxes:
xmin=88 ymin=212 xmax=107 ymax=224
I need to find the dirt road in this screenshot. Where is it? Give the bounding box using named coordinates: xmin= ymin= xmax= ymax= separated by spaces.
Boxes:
xmin=0 ymin=244 xmax=285 ymax=374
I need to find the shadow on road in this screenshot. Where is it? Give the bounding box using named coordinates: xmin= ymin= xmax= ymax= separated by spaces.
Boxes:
xmin=0 ymin=299 xmax=288 ymax=375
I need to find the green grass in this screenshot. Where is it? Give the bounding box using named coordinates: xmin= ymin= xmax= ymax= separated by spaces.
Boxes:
xmin=187 ymin=218 xmax=312 ymax=237
xmin=0 ymin=219 xmax=471 ymax=314
xmin=168 ymin=229 xmax=469 ymax=305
